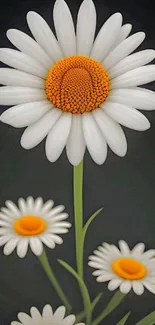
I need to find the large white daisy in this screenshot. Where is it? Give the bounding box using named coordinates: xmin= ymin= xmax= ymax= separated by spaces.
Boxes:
xmin=11 ymin=304 xmax=85 ymax=325
xmin=0 ymin=0 xmax=155 ymax=165
xmin=0 ymin=197 xmax=71 ymax=257
xmin=88 ymin=240 xmax=155 ymax=295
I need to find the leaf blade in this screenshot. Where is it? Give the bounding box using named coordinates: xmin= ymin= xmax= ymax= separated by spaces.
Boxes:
xmin=135 ymin=311 xmax=155 ymax=325
xmin=116 ymin=312 xmax=131 ymax=325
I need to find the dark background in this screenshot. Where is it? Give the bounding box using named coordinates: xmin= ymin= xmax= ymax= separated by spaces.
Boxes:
xmin=0 ymin=0 xmax=155 ymax=324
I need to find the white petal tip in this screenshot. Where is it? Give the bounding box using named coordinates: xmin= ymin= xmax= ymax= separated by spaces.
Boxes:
xmin=20 ymin=138 xmax=32 ymax=150
xmin=113 ymin=12 xmax=123 ymax=22
xmin=0 ymin=114 xmax=8 ymax=124
xmin=143 ymin=120 xmax=151 ymax=131
xmin=26 ymin=11 xmax=37 ymax=21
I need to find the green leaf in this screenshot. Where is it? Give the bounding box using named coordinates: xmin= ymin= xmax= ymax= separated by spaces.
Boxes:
xmin=75 ymin=293 xmax=102 ymax=323
xmin=75 ymin=310 xmax=85 ymax=323
xmin=58 ymin=259 xmax=92 ymax=325
xmin=91 ymin=293 xmax=103 ymax=311
xmin=92 ymin=291 xmax=126 ymax=325
xmin=116 ymin=312 xmax=131 ymax=325
xmin=83 ymin=208 xmax=103 ymax=240
xmin=135 ymin=311 xmax=155 ymax=325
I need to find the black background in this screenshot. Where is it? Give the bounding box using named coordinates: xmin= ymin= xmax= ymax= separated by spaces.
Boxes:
xmin=0 ymin=0 xmax=155 ymax=324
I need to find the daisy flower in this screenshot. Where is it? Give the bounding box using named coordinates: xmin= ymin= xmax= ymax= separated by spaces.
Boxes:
xmin=0 ymin=0 xmax=155 ymax=165
xmin=0 ymin=197 xmax=71 ymax=258
xmin=11 ymin=304 xmax=85 ymax=325
xmin=88 ymin=240 xmax=155 ymax=295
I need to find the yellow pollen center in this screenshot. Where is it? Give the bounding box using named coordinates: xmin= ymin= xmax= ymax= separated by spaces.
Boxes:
xmin=45 ymin=55 xmax=110 ymax=114
xmin=14 ymin=216 xmax=46 ymax=236
xmin=112 ymin=258 xmax=147 ymax=280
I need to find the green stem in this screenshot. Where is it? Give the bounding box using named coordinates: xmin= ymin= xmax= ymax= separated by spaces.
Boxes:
xmin=92 ymin=291 xmax=125 ymax=325
xmin=73 ymin=160 xmax=84 ymax=279
xmin=58 ymin=259 xmax=92 ymax=325
xmin=38 ymin=249 xmax=72 ymax=312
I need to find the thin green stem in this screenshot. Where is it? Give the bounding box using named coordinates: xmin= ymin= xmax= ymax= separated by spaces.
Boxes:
xmin=74 ymin=160 xmax=84 ymax=279
xmin=92 ymin=291 xmax=125 ymax=325
xmin=38 ymin=249 xmax=72 ymax=312
xmin=58 ymin=259 xmax=92 ymax=325
xmin=76 ymin=293 xmax=103 ymax=323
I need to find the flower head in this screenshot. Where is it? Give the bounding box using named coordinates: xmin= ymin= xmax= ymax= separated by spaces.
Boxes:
xmin=0 ymin=197 xmax=71 ymax=257
xmin=11 ymin=304 xmax=85 ymax=325
xmin=0 ymin=0 xmax=155 ymax=165
xmin=89 ymin=240 xmax=155 ymax=295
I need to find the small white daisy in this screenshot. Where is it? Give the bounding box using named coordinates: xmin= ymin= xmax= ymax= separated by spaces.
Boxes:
xmin=88 ymin=240 xmax=155 ymax=295
xmin=0 ymin=0 xmax=155 ymax=165
xmin=11 ymin=304 xmax=85 ymax=325
xmin=0 ymin=197 xmax=71 ymax=258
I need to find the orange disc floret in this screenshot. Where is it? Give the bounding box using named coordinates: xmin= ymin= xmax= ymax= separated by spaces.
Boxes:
xmin=45 ymin=55 xmax=110 ymax=114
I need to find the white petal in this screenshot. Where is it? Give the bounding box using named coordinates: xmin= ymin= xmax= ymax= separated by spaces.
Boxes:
xmin=18 ymin=313 xmax=33 ymax=325
xmin=5 ymin=200 xmax=20 ymax=217
xmin=97 ymin=273 xmax=115 ymax=282
xmin=50 ymin=213 xmax=68 ymax=222
xmin=0 ymin=68 xmax=45 ymax=88
xmin=26 ymin=197 xmax=34 ymax=212
xmin=0 ymin=49 xmax=47 ymax=78
xmin=108 ymin=278 xmax=123 ymax=291
xmin=142 ymin=250 xmax=155 ymax=259
xmin=103 ymin=32 xmax=145 ymax=70
xmin=111 ymin=65 xmax=155 ymax=88
xmin=50 ymin=234 xmax=63 ymax=244
xmin=27 ymin=11 xmax=63 ymax=62
xmin=108 ymin=87 xmax=155 ymax=110
xmin=93 ymin=109 xmax=127 ymax=157
xmin=51 ymin=227 xmax=69 ymax=234
xmin=66 ymin=115 xmax=85 ymax=166
xmin=108 ymin=50 xmax=155 ymax=78
xmin=82 ymin=113 xmax=107 ymax=164
xmin=54 ymin=306 xmax=66 ymax=320
xmin=4 ymin=237 xmax=20 ymax=255
xmin=0 ymin=235 xmax=14 ymax=246
xmin=89 ymin=261 xmax=107 ymax=269
xmin=41 ymin=200 xmax=54 ymax=213
xmin=132 ymin=281 xmax=144 ymax=295
xmin=1 ymin=100 xmax=51 ymax=127
xmin=91 ymin=13 xmax=122 ymax=62
xmin=46 ymin=113 xmax=72 ymax=162
xmin=40 ymin=234 xmax=55 ymax=249
xmin=53 ymin=0 xmax=76 ymax=56
xmin=7 ymin=29 xmax=52 ymax=68
xmin=119 ymin=240 xmax=130 ymax=255
xmin=17 ymin=238 xmax=29 ymax=258
xmin=29 ymin=237 xmax=43 ymax=256
xmin=0 ymin=87 xmax=46 ymax=106
xmin=21 ymin=108 xmax=62 ymax=149
xmin=76 ymin=0 xmax=96 ymax=56
xmin=18 ymin=198 xmax=27 ymax=215
xmin=103 ymin=102 xmax=150 ymax=131
xmin=110 ymin=24 xmax=132 ymax=51
xmin=47 ymin=205 xmax=65 ymax=217
xmin=30 ymin=307 xmax=41 ymax=321
xmin=33 ymin=197 xmax=43 ymax=214
xmin=131 ymin=243 xmax=145 ymax=257
xmin=11 ymin=322 xmax=21 ymax=325
xmin=62 ymin=315 xmax=76 ymax=325
xmin=142 ymin=280 xmax=155 ymax=294
xmin=42 ymin=305 xmax=53 ymax=319
xmin=120 ymin=281 xmax=131 ymax=294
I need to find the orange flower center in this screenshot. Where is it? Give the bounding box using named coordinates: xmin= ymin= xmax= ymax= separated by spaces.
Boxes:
xmin=112 ymin=258 xmax=147 ymax=280
xmin=14 ymin=216 xmax=46 ymax=236
xmin=45 ymin=55 xmax=110 ymax=114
